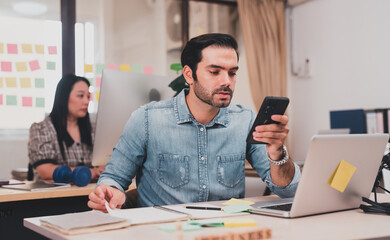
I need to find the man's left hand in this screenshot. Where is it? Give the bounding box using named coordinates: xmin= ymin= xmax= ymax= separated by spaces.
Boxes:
xmin=252 ymin=114 xmax=289 ymax=161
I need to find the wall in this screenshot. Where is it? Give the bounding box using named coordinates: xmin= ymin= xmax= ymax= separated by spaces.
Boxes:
xmin=287 ymin=0 xmax=390 ymax=160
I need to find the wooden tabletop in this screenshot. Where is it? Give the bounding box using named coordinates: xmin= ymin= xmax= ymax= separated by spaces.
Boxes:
xmin=0 ymin=183 xmax=96 ymax=203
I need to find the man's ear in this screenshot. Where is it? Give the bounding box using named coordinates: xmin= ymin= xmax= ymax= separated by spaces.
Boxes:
xmin=182 ymin=65 xmax=194 ymax=85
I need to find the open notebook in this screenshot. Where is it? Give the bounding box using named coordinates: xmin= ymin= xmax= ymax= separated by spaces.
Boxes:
xmin=107 ymin=204 xmax=249 ymax=225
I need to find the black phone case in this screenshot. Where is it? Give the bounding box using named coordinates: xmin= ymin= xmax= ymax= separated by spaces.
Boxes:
xmin=246 ymin=96 xmax=290 ymax=144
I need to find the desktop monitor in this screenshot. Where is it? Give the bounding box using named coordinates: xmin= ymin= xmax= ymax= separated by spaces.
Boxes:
xmin=91 ymin=70 xmax=175 ymax=166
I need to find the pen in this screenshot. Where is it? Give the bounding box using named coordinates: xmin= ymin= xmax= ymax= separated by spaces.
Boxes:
xmin=185 ymin=206 xmax=222 ymax=211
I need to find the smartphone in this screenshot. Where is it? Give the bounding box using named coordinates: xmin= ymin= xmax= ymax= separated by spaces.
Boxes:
xmin=246 ymin=96 xmax=290 ymax=144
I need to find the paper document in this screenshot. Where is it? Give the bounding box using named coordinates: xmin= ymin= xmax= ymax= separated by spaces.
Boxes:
xmin=107 ymin=204 xmax=249 ymax=225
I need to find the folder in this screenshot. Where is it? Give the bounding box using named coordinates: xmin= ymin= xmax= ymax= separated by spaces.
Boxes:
xmin=330 ymin=109 xmax=366 ymax=134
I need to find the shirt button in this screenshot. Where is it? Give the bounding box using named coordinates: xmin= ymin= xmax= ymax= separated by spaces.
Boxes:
xmin=201 ymin=157 xmax=205 ymax=160
xmin=202 ymin=185 xmax=206 ymax=189
xmin=200 ymin=128 xmax=204 ymax=132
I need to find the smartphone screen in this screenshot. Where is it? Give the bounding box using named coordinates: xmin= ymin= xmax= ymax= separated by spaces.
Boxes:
xmin=246 ymin=96 xmax=289 ymax=144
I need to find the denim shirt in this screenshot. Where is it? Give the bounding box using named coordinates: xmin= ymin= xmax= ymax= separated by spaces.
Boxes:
xmin=98 ymin=89 xmax=301 ymax=207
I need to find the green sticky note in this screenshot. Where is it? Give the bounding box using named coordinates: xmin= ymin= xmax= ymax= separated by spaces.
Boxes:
xmin=95 ymin=63 xmax=105 ymax=74
xmin=46 ymin=61 xmax=56 ymax=70
xmin=188 ymin=218 xmax=224 ymax=227
xmin=158 ymin=223 xmax=202 ymax=233
xmin=87 ymin=78 xmax=94 ymax=85
xmin=36 ymin=97 xmax=45 ymax=107
xmin=222 ymin=203 xmax=253 ymax=214
xmin=132 ymin=64 xmax=142 ymax=73
xmin=6 ymin=95 xmax=17 ymax=106
xmin=35 ymin=78 xmax=45 ymax=88
xmin=328 ymin=159 xmax=356 ymax=192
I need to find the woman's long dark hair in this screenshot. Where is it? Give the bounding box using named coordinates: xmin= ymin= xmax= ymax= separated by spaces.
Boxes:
xmin=49 ymin=74 xmax=92 ymax=161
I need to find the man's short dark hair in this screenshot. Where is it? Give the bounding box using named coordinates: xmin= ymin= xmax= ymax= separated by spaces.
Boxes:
xmin=181 ymin=33 xmax=239 ymax=80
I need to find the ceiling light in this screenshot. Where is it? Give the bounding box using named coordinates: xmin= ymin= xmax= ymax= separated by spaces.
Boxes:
xmin=12 ymin=1 xmax=48 ymax=16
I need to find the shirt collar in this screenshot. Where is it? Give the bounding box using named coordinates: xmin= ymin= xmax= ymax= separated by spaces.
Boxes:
xmin=174 ymin=89 xmax=230 ymax=127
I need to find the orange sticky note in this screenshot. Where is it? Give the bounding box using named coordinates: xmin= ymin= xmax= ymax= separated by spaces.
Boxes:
xmin=22 ymin=97 xmax=33 ymax=107
xmin=119 ymin=64 xmax=131 ymax=72
xmin=106 ymin=63 xmax=118 ymax=70
xmin=20 ymin=78 xmax=31 ymax=88
xmin=6 ymin=78 xmax=17 ymax=88
xmin=48 ymin=46 xmax=57 ymax=55
xmin=143 ymin=66 xmax=153 ymax=75
xmin=7 ymin=44 xmax=18 ymax=54
xmin=15 ymin=62 xmax=28 ymax=72
xmin=29 ymin=60 xmax=40 ymax=71
xmin=95 ymin=77 xmax=102 ymax=87
xmin=84 ymin=64 xmax=93 ymax=73
xmin=1 ymin=61 xmax=12 ymax=72
xmin=22 ymin=44 xmax=33 ymax=53
xmin=328 ymin=160 xmax=356 ymax=192
xmin=35 ymin=44 xmax=44 ymax=54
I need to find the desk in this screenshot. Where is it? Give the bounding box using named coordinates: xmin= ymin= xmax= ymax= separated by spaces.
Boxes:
xmin=24 ymin=193 xmax=390 ymax=240
xmin=0 ymin=183 xmax=95 ymax=239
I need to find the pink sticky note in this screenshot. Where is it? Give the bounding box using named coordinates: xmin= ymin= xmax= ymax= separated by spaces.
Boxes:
xmin=0 ymin=94 xmax=3 ymax=105
xmin=22 ymin=97 xmax=33 ymax=107
xmin=89 ymin=93 xmax=93 ymax=101
xmin=48 ymin=46 xmax=57 ymax=55
xmin=7 ymin=44 xmax=18 ymax=54
xmin=1 ymin=61 xmax=12 ymax=72
xmin=29 ymin=60 xmax=40 ymax=71
xmin=107 ymin=64 xmax=118 ymax=70
xmin=143 ymin=66 xmax=153 ymax=75
xmin=95 ymin=77 xmax=102 ymax=87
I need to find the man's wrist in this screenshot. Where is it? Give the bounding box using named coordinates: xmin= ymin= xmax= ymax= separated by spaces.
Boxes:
xmin=268 ymin=145 xmax=289 ymax=166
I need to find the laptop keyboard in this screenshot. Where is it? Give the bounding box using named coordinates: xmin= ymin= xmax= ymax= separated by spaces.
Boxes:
xmin=264 ymin=203 xmax=292 ymax=211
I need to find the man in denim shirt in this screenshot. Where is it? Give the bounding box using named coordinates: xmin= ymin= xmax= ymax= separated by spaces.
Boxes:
xmin=89 ymin=33 xmax=301 ymax=211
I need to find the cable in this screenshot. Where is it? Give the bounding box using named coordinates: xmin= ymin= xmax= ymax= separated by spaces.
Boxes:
xmin=359 ymin=196 xmax=390 ymax=215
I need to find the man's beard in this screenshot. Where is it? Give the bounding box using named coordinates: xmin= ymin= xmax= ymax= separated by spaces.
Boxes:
xmin=193 ymin=80 xmax=233 ymax=108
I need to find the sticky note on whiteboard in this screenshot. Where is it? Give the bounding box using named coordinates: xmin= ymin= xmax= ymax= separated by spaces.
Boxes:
xmin=328 ymin=160 xmax=356 ymax=192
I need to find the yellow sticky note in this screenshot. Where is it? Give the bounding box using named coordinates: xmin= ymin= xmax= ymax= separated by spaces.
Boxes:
xmin=119 ymin=64 xmax=131 ymax=72
xmin=6 ymin=78 xmax=17 ymax=88
xmin=84 ymin=64 xmax=93 ymax=73
xmin=95 ymin=91 xmax=100 ymax=102
xmin=0 ymin=43 xmax=3 ymax=53
xmin=223 ymin=198 xmax=254 ymax=206
xmin=328 ymin=160 xmax=356 ymax=192
xmin=223 ymin=218 xmax=258 ymax=228
xmin=20 ymin=78 xmax=31 ymax=88
xmin=35 ymin=44 xmax=44 ymax=54
xmin=15 ymin=62 xmax=28 ymax=72
xmin=22 ymin=44 xmax=33 ymax=53
xmin=0 ymin=78 xmax=3 ymax=88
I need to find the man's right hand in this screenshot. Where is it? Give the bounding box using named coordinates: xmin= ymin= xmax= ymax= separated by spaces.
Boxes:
xmin=88 ymin=184 xmax=126 ymax=213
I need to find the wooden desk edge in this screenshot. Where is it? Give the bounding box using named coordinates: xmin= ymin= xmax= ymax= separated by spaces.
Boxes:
xmin=0 ymin=183 xmax=96 ymax=202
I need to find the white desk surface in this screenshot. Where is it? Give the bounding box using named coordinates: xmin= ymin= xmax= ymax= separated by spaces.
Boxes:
xmin=24 ymin=193 xmax=390 ymax=240
xmin=0 ymin=183 xmax=95 ymax=203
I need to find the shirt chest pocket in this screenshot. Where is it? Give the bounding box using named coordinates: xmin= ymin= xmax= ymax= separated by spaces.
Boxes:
xmin=217 ymin=154 xmax=245 ymax=188
xmin=158 ymin=154 xmax=190 ymax=188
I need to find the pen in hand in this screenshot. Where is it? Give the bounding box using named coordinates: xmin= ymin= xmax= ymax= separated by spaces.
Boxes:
xmin=185 ymin=206 xmax=222 ymax=211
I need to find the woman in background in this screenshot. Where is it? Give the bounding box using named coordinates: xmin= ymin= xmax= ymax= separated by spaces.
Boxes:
xmin=28 ymin=74 xmax=104 ymax=181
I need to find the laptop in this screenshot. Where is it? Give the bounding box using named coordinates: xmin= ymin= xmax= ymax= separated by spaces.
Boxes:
xmin=250 ymin=134 xmax=389 ymax=218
